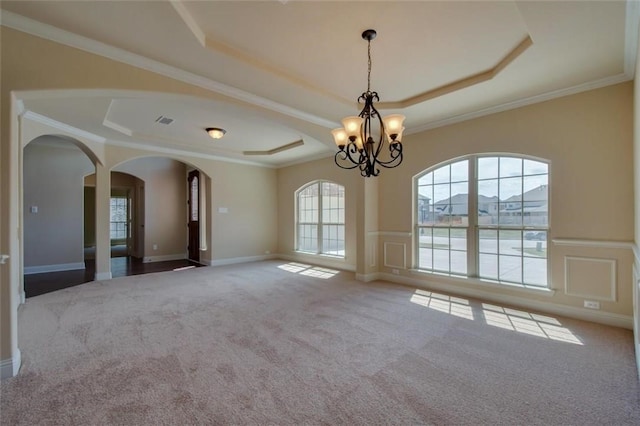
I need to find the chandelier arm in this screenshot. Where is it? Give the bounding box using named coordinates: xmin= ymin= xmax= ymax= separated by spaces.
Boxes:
xmin=373 ymin=144 xmax=403 ymax=168
xmin=367 ymin=97 xmax=386 ymax=162
xmin=334 ymin=142 xmax=367 ymax=170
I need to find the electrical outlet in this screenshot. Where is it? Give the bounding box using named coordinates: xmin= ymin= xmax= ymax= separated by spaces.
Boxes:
xmin=153 ymin=244 xmax=158 ymax=250
xmin=584 ymin=300 xmax=600 ymax=310
xmin=392 ymin=269 xmax=400 ymax=275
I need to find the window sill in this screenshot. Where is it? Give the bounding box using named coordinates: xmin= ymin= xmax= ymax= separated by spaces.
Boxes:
xmin=408 ymin=269 xmax=556 ymax=297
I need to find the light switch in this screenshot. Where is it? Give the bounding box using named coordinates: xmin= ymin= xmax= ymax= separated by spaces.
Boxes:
xmin=30 ymin=206 xmax=38 ymax=214
xmin=218 ymin=207 xmax=228 ymax=214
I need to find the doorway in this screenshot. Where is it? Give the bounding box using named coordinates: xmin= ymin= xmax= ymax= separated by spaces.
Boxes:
xmin=188 ymin=170 xmax=200 ymax=262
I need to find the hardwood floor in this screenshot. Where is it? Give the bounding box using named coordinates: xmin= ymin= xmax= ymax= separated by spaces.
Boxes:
xmin=24 ymin=257 xmax=203 ymax=298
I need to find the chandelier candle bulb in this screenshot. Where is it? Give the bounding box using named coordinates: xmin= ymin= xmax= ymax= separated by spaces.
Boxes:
xmin=342 ymin=116 xmax=364 ymax=139
xmin=331 ymin=128 xmax=348 ymax=148
xmin=382 ymin=115 xmax=406 ymax=142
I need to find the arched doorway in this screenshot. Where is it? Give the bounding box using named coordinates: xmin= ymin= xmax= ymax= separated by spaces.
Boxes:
xmin=22 ymin=135 xmax=96 ymax=297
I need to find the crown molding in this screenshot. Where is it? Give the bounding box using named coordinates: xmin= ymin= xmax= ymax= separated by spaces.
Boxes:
xmin=0 ymin=10 xmax=337 ymax=130
xmin=106 ymin=139 xmax=275 ymax=169
xmin=407 ymin=73 xmax=631 ymax=136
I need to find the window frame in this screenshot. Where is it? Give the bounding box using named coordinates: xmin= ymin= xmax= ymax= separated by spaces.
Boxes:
xmin=295 ymin=180 xmax=346 ymax=258
xmin=414 ymin=154 xmax=550 ymax=288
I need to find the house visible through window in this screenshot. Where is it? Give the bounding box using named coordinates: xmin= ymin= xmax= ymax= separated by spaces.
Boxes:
xmin=296 ymin=181 xmax=345 ymax=257
xmin=416 ymin=155 xmax=549 ymax=287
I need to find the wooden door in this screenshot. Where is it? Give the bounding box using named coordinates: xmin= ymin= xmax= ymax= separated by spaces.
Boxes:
xmin=187 ymin=170 xmax=200 ymax=262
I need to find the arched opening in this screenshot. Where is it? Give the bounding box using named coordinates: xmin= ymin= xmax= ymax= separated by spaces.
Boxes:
xmin=83 ymin=171 xmax=145 ymax=260
xmin=22 ymin=135 xmax=96 ymax=297
xmin=108 ymin=156 xmax=212 ymax=276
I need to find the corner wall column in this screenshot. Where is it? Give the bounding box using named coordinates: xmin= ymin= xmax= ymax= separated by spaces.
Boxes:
xmin=95 ymin=164 xmax=112 ymax=280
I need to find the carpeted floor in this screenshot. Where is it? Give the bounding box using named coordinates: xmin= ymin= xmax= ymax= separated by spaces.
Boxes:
xmin=1 ymin=260 xmax=639 ymax=425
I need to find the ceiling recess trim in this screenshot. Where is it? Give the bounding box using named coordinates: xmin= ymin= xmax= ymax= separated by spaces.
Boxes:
xmin=170 ymin=0 xmax=351 ymax=107
xmin=0 ymin=10 xmax=338 ymax=129
xmin=378 ymin=36 xmax=533 ymax=109
xmin=243 ymin=139 xmax=304 ymax=156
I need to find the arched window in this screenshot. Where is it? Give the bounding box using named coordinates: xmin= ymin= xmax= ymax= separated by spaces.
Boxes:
xmin=296 ymin=181 xmax=345 ymax=257
xmin=415 ymin=155 xmax=549 ymax=287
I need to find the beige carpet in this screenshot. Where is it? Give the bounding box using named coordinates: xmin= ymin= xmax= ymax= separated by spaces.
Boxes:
xmin=1 ymin=260 xmax=639 ymax=425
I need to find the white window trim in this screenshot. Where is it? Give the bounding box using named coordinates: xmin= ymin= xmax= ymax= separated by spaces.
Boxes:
xmin=295 ymin=180 xmax=345 ymax=258
xmin=414 ymin=153 xmax=551 ymax=287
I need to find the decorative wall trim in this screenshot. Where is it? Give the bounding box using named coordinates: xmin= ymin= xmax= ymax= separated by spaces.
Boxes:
xmin=368 ymin=231 xmax=412 ymax=237
xmin=369 ymin=240 xmax=377 ymax=268
xmin=0 ymin=11 xmax=336 ymax=129
xmin=143 ymin=253 xmax=186 ymax=263
xmin=552 ymin=238 xmax=634 ymax=250
xmin=0 ymin=349 xmax=21 ymax=380
xmin=24 ymin=262 xmax=85 ymax=275
xmin=95 ymin=272 xmax=113 ymax=281
xmin=383 ymin=242 xmax=407 ymax=269
xmin=564 ymin=256 xmax=617 ymax=301
xmin=380 ymin=272 xmax=632 ymax=329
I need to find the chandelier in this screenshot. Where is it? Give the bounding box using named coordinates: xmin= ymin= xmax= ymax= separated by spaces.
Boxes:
xmin=332 ymin=29 xmax=405 ymax=177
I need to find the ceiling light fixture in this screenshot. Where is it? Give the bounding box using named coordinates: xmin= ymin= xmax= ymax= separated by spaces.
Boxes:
xmin=206 ymin=127 xmax=226 ymax=139
xmin=332 ymin=29 xmax=405 ymax=177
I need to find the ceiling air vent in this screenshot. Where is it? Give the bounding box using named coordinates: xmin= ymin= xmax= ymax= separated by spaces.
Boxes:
xmin=155 ymin=115 xmax=174 ymax=125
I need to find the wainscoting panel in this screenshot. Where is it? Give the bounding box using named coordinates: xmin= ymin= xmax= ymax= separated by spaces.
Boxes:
xmin=564 ymin=256 xmax=617 ymax=301
xmin=384 ymin=242 xmax=406 ymax=270
xmin=369 ymin=240 xmax=377 ymax=268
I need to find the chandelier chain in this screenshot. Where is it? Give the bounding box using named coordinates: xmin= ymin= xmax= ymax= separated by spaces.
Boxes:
xmin=367 ymin=39 xmax=372 ymax=93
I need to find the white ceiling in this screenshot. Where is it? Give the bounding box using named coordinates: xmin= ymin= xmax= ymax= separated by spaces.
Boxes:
xmin=1 ymin=1 xmax=637 ymax=167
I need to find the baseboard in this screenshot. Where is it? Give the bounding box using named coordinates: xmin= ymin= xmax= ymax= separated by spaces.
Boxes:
xmin=278 ymin=253 xmax=356 ymax=272
xmin=94 ymin=272 xmax=113 ymax=280
xmin=206 ymin=254 xmax=277 ymax=267
xmin=637 ymin=342 xmax=640 ymax=379
xmin=0 ymin=348 xmax=21 ymax=380
xmin=355 ymin=272 xmax=382 ymax=282
xmin=24 ymin=262 xmax=85 ymax=275
xmin=375 ymin=272 xmax=633 ymax=330
xmin=143 ymin=253 xmax=186 ymax=263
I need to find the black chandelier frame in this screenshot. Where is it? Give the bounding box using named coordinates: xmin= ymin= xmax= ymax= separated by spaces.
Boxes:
xmin=334 ymin=29 xmax=404 ymax=178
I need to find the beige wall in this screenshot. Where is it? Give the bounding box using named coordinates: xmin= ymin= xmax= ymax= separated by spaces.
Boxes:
xmin=114 ymin=158 xmax=187 ymax=260
xmin=377 ymin=82 xmax=634 ymax=318
xmin=23 ymin=138 xmax=94 ymax=269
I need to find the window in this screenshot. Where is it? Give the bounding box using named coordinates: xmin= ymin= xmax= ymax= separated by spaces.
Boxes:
xmin=296 ymin=181 xmax=345 ymax=257
xmin=110 ymin=195 xmax=129 ymax=242
xmin=416 ymin=155 xmax=549 ymax=287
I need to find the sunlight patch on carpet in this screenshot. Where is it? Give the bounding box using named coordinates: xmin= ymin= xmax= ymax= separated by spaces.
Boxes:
xmin=410 ymin=290 xmax=583 ymax=345
xmin=278 ymin=262 xmax=339 ymax=279
xmin=173 ymin=266 xmax=196 ymax=271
